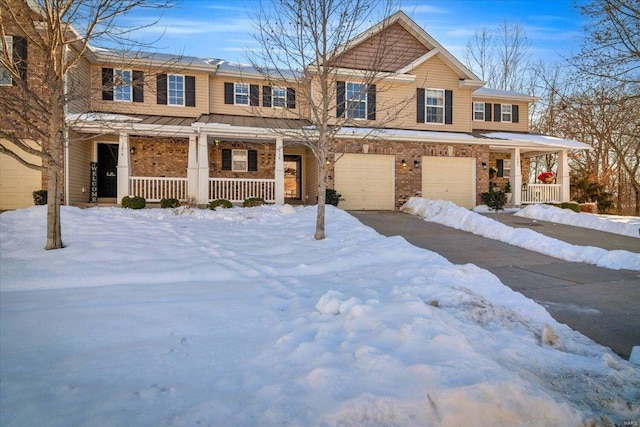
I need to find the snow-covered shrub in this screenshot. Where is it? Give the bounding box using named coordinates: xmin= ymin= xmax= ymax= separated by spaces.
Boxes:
xmin=160 ymin=198 xmax=180 ymax=209
xmin=243 ymin=197 xmax=265 ymax=208
xmin=209 ymin=199 xmax=233 ymax=210
xmin=326 ymin=189 xmax=342 ymax=206
xmin=32 ymin=190 xmax=47 ymax=205
xmin=121 ymin=196 xmax=146 ymax=209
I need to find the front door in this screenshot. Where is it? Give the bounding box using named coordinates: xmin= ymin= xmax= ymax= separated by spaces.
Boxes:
xmin=97 ymin=143 xmax=118 ymax=198
xmin=284 ymin=155 xmax=302 ymax=200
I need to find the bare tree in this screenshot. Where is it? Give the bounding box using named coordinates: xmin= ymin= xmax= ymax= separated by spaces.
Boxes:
xmin=0 ymin=0 xmax=166 ymax=249
xmin=464 ymin=20 xmax=532 ymax=93
xmin=575 ymin=0 xmax=640 ymax=91
xmin=248 ymin=0 xmax=415 ymax=240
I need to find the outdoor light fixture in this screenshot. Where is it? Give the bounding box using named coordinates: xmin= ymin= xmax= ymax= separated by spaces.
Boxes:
xmin=401 ymin=159 xmax=407 ymax=168
xmin=414 ymin=160 xmax=420 ymax=168
xmin=482 ymin=162 xmax=487 ymax=169
xmin=130 ymin=146 xmax=136 ymax=155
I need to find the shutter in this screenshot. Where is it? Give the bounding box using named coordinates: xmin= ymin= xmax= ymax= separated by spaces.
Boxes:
xmin=222 ymin=149 xmax=232 ymax=170
xmin=485 ymin=102 xmax=492 ymax=121
xmin=102 ymin=68 xmax=114 ymax=100
xmin=367 ymin=84 xmax=376 ymax=120
xmin=494 ymin=103 xmax=501 ymax=122
xmin=185 ymin=75 xmax=196 ymax=107
xmin=132 ymin=70 xmax=144 ymax=103
xmin=156 ymin=73 xmax=167 ymax=105
xmin=262 ymin=86 xmax=272 ymax=107
xmin=497 ymin=159 xmax=504 ymax=177
xmin=444 ymin=90 xmax=453 ymax=124
xmin=250 ymin=84 xmax=259 ymax=106
xmin=287 ymin=87 xmax=296 ymax=109
xmin=512 ymin=105 xmax=519 ymax=123
xmin=224 ymin=82 xmax=234 ymax=104
xmin=336 ymin=81 xmax=345 ymax=118
xmin=12 ymin=36 xmax=27 ymax=84
xmin=248 ymin=150 xmax=258 ymax=172
xmin=416 ymin=88 xmax=425 ymax=123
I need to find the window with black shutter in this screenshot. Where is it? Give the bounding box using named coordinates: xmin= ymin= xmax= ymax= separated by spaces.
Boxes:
xmin=263 ymin=86 xmax=272 ymax=107
xmin=185 ymin=75 xmax=195 ymax=107
xmin=222 ymin=149 xmax=232 ymax=170
xmin=367 ymin=84 xmax=376 ymax=120
xmin=224 ymin=82 xmax=234 ymax=104
xmin=336 ymin=81 xmax=345 ymax=118
xmin=248 ymin=150 xmax=258 ymax=171
xmin=102 ymin=67 xmax=114 ymax=100
xmin=416 ymin=88 xmax=425 ymax=123
xmin=444 ymin=90 xmax=453 ymax=124
xmin=13 ymin=36 xmax=27 ymax=84
xmin=485 ymin=103 xmax=492 ymax=121
xmin=250 ymin=84 xmax=259 ymax=106
xmin=512 ymin=105 xmax=519 ymax=123
xmin=494 ymin=103 xmax=501 ymax=122
xmin=286 ymin=88 xmax=296 ymax=109
xmin=156 ymin=73 xmax=167 ymax=105
xmin=132 ymin=71 xmax=144 ymax=103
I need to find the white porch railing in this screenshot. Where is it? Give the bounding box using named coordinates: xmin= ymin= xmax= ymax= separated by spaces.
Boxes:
xmin=521 ymin=184 xmax=561 ymax=204
xmin=209 ymin=178 xmax=276 ymax=202
xmin=129 ymin=176 xmax=189 ymax=202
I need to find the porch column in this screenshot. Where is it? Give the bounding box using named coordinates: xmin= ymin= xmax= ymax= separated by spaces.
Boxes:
xmin=275 ymin=137 xmax=285 ymax=204
xmin=558 ymin=149 xmax=570 ymax=202
xmin=510 ymin=147 xmax=522 ymax=206
xmin=197 ymin=134 xmax=209 ymax=205
xmin=187 ymin=134 xmax=198 ymax=200
xmin=116 ymin=132 xmax=130 ymax=204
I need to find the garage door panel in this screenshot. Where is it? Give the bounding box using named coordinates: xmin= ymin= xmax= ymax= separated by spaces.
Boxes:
xmin=335 ymin=154 xmax=395 ymax=210
xmin=422 ymin=157 xmax=475 ymax=209
xmin=1 ymin=140 xmax=42 ymax=210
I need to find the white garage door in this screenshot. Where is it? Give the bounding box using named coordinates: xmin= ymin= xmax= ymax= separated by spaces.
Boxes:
xmin=422 ymin=156 xmax=475 ymax=209
xmin=0 ymin=140 xmax=42 ymax=210
xmin=335 ymin=153 xmax=395 ymax=210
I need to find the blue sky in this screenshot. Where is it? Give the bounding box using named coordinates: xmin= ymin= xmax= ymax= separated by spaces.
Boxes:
xmin=117 ymin=0 xmax=586 ymax=66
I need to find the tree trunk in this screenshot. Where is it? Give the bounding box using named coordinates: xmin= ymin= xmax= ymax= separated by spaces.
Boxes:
xmin=45 ymin=159 xmax=63 ymax=249
xmin=315 ymin=158 xmax=327 ymax=240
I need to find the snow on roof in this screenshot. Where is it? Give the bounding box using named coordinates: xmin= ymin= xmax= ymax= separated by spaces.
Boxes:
xmin=337 ymin=127 xmax=477 ymax=141
xmin=66 ymin=112 xmax=142 ymax=123
xmin=482 ymin=132 xmax=591 ymax=150
xmin=473 ymin=87 xmax=539 ymax=101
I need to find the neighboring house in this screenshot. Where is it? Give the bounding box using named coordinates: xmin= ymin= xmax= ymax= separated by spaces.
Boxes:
xmin=0 ymin=10 xmax=590 ymax=211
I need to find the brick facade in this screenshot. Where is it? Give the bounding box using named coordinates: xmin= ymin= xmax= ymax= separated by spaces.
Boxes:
xmin=209 ymin=142 xmax=275 ymax=179
xmin=129 ymin=137 xmax=189 ymax=177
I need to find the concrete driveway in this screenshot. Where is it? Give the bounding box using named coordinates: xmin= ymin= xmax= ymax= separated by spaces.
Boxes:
xmin=350 ymin=210 xmax=640 ymax=360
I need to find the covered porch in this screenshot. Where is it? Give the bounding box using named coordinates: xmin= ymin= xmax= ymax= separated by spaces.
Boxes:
xmin=483 ymin=132 xmax=591 ymax=206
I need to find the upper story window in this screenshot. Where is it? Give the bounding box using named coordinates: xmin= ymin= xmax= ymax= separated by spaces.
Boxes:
xmin=272 ymin=87 xmax=286 ymax=108
xmin=501 ymin=104 xmax=512 ymax=122
xmin=417 ymin=88 xmax=452 ymax=125
xmin=114 ymin=69 xmax=132 ymax=102
xmin=346 ymin=82 xmax=367 ymax=119
xmin=426 ymin=89 xmax=445 ymax=124
xmin=336 ymin=81 xmax=375 ymax=120
xmin=473 ymin=102 xmax=485 ymax=121
xmin=0 ymin=36 xmax=13 ymax=86
xmin=235 ymin=83 xmax=249 ymax=105
xmin=156 ymin=73 xmax=195 ymax=107
xmin=168 ymin=74 xmax=185 ymax=106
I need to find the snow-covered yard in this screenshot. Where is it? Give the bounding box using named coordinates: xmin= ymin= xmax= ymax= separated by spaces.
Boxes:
xmin=1 ymin=204 xmax=638 ymax=426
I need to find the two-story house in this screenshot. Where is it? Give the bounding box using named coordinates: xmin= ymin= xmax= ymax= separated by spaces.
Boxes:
xmin=0 ymin=10 xmax=589 ymax=211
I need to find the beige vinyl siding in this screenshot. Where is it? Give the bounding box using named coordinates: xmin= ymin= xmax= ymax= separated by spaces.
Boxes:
xmin=471 ymin=98 xmax=529 ymax=132
xmin=209 ymin=75 xmax=302 ymax=118
xmin=67 ymin=132 xmax=93 ymax=205
xmin=67 ymin=53 xmax=92 ymax=114
xmin=305 ymin=151 xmax=318 ymax=204
xmin=91 ymin=64 xmax=209 ymax=117
xmin=323 ymin=56 xmax=474 ymax=133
